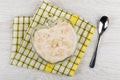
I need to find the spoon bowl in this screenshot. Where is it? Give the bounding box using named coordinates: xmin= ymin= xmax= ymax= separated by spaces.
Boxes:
xmin=98 ymin=16 xmax=109 ymax=35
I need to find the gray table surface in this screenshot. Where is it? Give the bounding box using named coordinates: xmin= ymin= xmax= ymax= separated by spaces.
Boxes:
xmin=0 ymin=0 xmax=120 ymax=80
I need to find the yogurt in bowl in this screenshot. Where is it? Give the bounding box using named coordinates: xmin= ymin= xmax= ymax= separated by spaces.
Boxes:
xmin=31 ymin=18 xmax=77 ymax=63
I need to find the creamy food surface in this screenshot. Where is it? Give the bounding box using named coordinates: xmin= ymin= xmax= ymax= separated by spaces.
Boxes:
xmin=33 ymin=20 xmax=77 ymax=63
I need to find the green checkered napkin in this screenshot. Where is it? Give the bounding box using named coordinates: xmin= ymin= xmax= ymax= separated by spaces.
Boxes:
xmin=10 ymin=1 xmax=95 ymax=76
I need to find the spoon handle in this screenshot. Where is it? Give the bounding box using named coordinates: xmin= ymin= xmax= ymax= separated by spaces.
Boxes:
xmin=89 ymin=35 xmax=101 ymax=68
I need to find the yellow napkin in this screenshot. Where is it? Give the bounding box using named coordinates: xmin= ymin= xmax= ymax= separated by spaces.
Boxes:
xmin=10 ymin=1 xmax=95 ymax=76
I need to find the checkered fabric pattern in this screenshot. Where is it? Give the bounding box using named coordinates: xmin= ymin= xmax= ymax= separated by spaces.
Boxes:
xmin=10 ymin=1 xmax=95 ymax=76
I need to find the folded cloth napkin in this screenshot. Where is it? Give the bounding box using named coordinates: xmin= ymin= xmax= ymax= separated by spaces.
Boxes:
xmin=10 ymin=1 xmax=95 ymax=76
